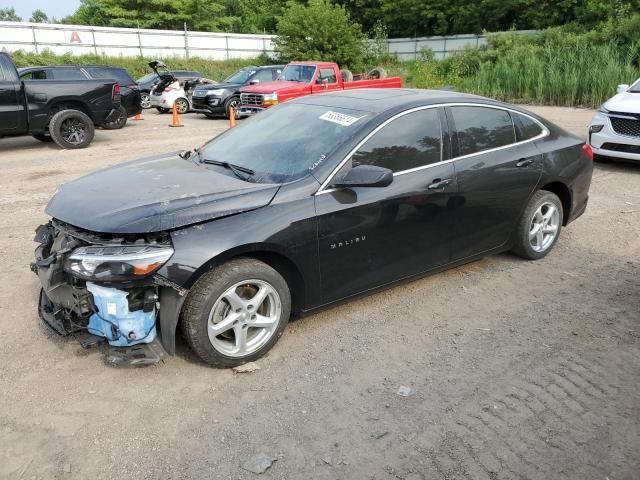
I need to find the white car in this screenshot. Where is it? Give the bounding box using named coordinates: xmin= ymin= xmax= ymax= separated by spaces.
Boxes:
xmin=150 ymin=79 xmax=190 ymax=114
xmin=589 ymin=79 xmax=640 ymax=163
xmin=150 ymin=77 xmax=215 ymax=114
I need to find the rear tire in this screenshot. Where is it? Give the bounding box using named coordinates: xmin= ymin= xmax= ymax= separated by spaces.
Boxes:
xmin=368 ymin=67 xmax=388 ymax=79
xmin=181 ymin=258 xmax=291 ymax=368
xmin=32 ymin=133 xmax=53 ymax=143
xmin=174 ymin=97 xmax=189 ymax=114
xmin=340 ymin=69 xmax=353 ymax=82
xmin=49 ymin=110 xmax=95 ymax=149
xmin=511 ymin=190 xmax=563 ymax=260
xmin=140 ymin=92 xmax=151 ymax=109
xmin=102 ymin=105 xmax=127 ymax=130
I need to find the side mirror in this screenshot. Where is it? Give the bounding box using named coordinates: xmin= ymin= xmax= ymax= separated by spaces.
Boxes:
xmin=617 ymin=84 xmax=629 ymax=94
xmin=249 ymin=79 xmax=260 ymax=85
xmin=332 ymin=165 xmax=393 ymax=188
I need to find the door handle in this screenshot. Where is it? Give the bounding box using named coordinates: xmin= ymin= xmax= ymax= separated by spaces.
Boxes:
xmin=427 ymin=178 xmax=453 ymax=190
xmin=516 ymin=158 xmax=534 ymax=167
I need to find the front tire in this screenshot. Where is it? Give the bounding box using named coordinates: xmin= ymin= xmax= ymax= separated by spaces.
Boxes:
xmin=49 ymin=110 xmax=95 ymax=149
xmin=511 ymin=190 xmax=563 ymax=260
xmin=181 ymin=258 xmax=291 ymax=368
xmin=224 ymin=96 xmax=241 ymax=119
xmin=102 ymin=105 xmax=127 ymax=130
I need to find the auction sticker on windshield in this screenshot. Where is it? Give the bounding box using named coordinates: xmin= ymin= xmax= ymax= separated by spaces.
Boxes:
xmin=319 ymin=111 xmax=364 ymax=127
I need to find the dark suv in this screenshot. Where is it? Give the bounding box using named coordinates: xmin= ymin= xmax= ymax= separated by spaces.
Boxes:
xmin=18 ymin=65 xmax=141 ymax=129
xmin=191 ymin=65 xmax=283 ymax=118
xmin=136 ymin=70 xmax=203 ymax=109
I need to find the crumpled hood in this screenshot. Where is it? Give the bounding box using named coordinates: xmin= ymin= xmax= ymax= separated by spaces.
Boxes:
xmin=46 ymin=153 xmax=280 ymax=234
xmin=240 ymin=80 xmax=305 ymax=95
xmin=603 ymin=91 xmax=640 ymax=114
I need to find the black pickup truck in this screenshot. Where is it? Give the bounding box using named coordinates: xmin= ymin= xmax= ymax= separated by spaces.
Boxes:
xmin=0 ymin=53 xmax=121 ymax=149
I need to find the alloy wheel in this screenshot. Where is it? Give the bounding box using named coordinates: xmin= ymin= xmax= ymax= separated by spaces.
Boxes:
xmin=529 ymin=202 xmax=560 ymax=252
xmin=60 ymin=117 xmax=87 ymax=146
xmin=175 ymin=98 xmax=189 ymax=114
xmin=207 ymin=279 xmax=282 ymax=358
xmin=140 ymin=93 xmax=151 ymax=109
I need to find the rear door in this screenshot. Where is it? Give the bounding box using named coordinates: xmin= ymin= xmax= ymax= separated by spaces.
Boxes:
xmin=316 ymin=107 xmax=458 ymax=302
xmin=446 ymin=105 xmax=543 ymax=260
xmin=0 ymin=55 xmax=22 ymax=134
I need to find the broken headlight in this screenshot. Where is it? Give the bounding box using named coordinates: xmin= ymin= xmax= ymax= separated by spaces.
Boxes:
xmin=66 ymin=245 xmax=174 ymax=281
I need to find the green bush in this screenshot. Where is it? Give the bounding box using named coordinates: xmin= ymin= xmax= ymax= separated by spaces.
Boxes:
xmin=273 ymin=0 xmax=366 ymax=71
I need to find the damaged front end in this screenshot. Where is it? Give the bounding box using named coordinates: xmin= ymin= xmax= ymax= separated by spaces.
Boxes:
xmin=31 ymin=220 xmax=180 ymax=366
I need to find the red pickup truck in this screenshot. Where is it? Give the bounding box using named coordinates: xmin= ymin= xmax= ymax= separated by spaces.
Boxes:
xmin=238 ymin=61 xmax=402 ymax=116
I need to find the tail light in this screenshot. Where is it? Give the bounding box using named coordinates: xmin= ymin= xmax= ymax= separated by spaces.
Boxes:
xmin=582 ymin=143 xmax=593 ymax=161
xmin=164 ymin=86 xmax=176 ymax=92
xmin=112 ymin=84 xmax=121 ymax=103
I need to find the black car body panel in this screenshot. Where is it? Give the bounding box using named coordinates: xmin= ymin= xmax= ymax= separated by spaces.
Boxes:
xmin=18 ymin=64 xmax=141 ymax=117
xmin=45 ymin=153 xmax=281 ymax=233
xmin=32 ymin=88 xmax=593 ymax=358
xmin=0 ymin=53 xmax=120 ymax=137
xmin=191 ymin=65 xmax=284 ymax=115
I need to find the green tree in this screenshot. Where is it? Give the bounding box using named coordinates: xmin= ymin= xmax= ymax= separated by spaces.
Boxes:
xmin=274 ymin=0 xmax=366 ymax=69
xmin=29 ymin=9 xmax=49 ymax=23
xmin=0 ymin=7 xmax=22 ymax=21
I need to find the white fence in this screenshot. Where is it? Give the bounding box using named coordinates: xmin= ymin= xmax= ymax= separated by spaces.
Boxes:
xmin=0 ymin=21 xmax=538 ymax=61
xmin=0 ymin=21 xmax=275 ymax=60
xmin=388 ymin=30 xmax=539 ymax=60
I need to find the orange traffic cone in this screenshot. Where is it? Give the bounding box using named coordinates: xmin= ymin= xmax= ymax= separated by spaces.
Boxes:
xmin=168 ymin=102 xmax=183 ymax=128
xmin=229 ymin=107 xmax=236 ymax=128
xmin=133 ymin=112 xmax=143 ymax=121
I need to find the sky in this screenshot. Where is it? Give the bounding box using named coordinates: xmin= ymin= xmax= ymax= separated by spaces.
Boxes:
xmin=0 ymin=0 xmax=81 ymax=21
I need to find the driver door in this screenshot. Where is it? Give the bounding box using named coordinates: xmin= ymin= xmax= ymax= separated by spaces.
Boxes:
xmin=315 ymin=107 xmax=458 ymax=303
xmin=312 ymin=68 xmax=342 ymax=93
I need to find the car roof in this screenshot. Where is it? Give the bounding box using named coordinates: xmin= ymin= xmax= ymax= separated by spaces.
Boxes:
xmin=291 ymin=88 xmax=537 ymax=116
xmin=19 ymin=65 xmax=127 ymax=70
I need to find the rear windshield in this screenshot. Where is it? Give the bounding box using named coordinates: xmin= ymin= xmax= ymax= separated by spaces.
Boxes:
xmin=199 ymin=103 xmax=371 ymax=183
xmin=86 ymin=67 xmax=134 ymax=84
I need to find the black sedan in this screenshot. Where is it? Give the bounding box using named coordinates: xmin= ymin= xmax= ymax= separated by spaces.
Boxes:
xmin=32 ymin=89 xmax=593 ymax=367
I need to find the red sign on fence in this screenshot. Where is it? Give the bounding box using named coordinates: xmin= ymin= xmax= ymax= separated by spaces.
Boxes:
xmin=69 ymin=31 xmax=82 ymax=44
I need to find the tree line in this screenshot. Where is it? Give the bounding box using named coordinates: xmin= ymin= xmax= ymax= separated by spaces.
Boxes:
xmin=2 ymin=0 xmax=637 ymax=37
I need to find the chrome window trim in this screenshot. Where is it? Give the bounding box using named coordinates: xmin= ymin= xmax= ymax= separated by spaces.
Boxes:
xmin=316 ymin=102 xmax=550 ymax=195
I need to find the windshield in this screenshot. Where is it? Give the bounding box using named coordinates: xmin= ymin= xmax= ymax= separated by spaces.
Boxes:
xmin=279 ymin=65 xmax=316 ymax=83
xmin=224 ymin=69 xmax=256 ymax=84
xmin=199 ymin=103 xmax=371 ymax=183
xmin=137 ymin=73 xmax=159 ymax=83
xmin=629 ymin=78 xmax=640 ymax=93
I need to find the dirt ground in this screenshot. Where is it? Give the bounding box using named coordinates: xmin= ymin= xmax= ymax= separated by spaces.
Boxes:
xmin=0 ymin=106 xmax=638 ymax=480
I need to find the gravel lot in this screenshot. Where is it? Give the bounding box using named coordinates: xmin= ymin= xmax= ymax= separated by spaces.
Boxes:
xmin=0 ymin=106 xmax=638 ymax=480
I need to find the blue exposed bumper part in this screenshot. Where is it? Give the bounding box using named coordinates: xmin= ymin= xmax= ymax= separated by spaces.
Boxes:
xmin=86 ymin=282 xmax=157 ymax=347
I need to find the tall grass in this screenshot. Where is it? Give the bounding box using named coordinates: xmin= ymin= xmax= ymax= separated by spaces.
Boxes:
xmin=461 ymin=42 xmax=638 ymax=108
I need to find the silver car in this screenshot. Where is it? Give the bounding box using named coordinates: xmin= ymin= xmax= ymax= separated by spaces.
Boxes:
xmin=589 ymin=79 xmax=640 ymax=163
